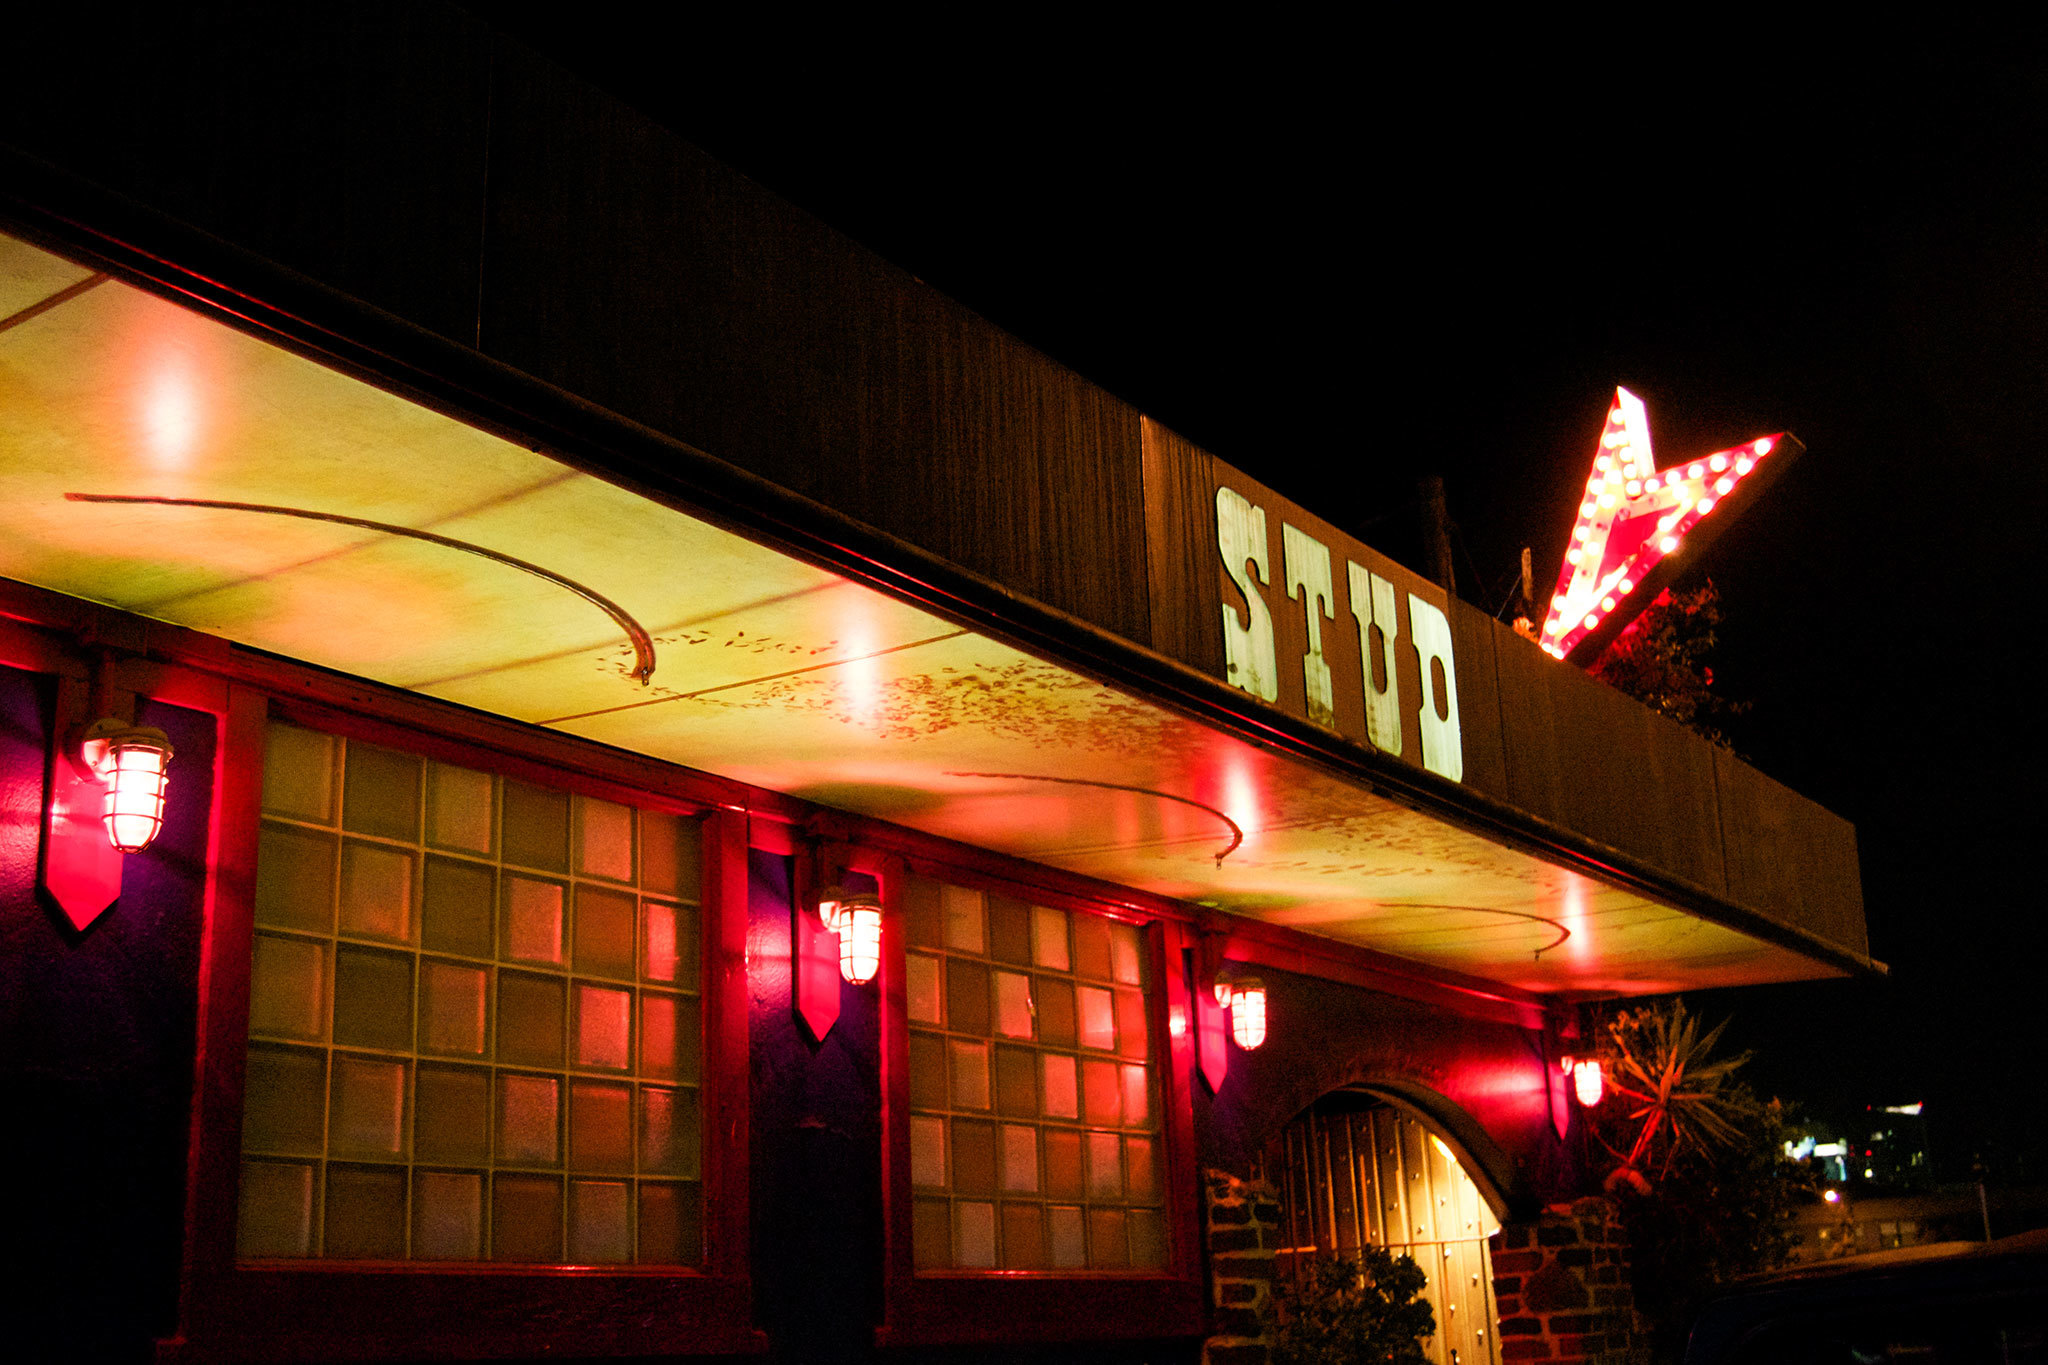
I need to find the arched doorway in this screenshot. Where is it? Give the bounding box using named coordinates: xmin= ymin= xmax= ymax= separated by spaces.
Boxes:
xmin=1255 ymin=1091 xmax=1502 ymax=1365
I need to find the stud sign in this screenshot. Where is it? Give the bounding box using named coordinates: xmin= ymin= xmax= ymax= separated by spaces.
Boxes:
xmin=1541 ymin=387 xmax=1801 ymax=664
xmin=1215 ymin=481 xmax=1462 ymax=783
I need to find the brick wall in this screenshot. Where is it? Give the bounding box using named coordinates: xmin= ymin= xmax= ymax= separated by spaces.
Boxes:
xmin=1488 ymin=1198 xmax=1644 ymax=1364
xmin=1203 ymin=1169 xmax=1282 ymax=1365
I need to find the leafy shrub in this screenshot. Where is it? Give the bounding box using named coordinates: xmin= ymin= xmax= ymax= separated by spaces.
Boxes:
xmin=1589 ymin=581 xmax=1750 ymax=748
xmin=1267 ymin=1245 xmax=1436 ymax=1365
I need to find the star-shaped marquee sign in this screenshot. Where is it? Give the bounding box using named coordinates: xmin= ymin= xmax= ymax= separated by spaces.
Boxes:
xmin=1539 ymin=387 xmax=1804 ymax=664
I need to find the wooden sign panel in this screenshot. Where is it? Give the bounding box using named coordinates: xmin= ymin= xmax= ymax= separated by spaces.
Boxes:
xmin=1142 ymin=420 xmax=1464 ymax=784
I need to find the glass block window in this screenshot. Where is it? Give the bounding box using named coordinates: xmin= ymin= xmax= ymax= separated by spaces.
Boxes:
xmin=903 ymin=875 xmax=1166 ymax=1272
xmin=238 ymin=720 xmax=705 ymax=1265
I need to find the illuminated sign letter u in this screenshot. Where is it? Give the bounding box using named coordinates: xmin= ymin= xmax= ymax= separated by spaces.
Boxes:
xmin=1347 ymin=562 xmax=1402 ymax=757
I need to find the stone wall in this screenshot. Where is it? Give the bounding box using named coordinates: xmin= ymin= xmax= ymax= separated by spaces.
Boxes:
xmin=1488 ymin=1198 xmax=1643 ymax=1364
xmin=1202 ymin=1169 xmax=1282 ymax=1365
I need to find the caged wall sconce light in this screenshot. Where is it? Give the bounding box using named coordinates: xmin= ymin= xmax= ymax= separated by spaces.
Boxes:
xmin=41 ymin=654 xmax=177 ymax=930
xmin=80 ymin=717 xmax=174 ymax=853
xmin=1214 ymin=976 xmax=1268 ymax=1050
xmin=817 ymin=885 xmax=883 ymax=986
xmin=1561 ymin=1055 xmax=1604 ymax=1108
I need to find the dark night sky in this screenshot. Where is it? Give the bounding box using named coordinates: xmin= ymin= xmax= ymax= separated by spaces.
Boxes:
xmin=477 ymin=14 xmax=2048 ymax=1179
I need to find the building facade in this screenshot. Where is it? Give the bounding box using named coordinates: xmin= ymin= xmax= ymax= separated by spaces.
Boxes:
xmin=0 ymin=10 xmax=1872 ymax=1361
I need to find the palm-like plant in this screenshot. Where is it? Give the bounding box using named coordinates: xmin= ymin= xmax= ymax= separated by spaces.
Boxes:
xmin=1581 ymin=1000 xmax=1807 ymax=1342
xmin=1593 ymin=1000 xmax=1756 ymax=1189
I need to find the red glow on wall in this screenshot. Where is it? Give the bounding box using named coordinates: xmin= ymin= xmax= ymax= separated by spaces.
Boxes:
xmin=1196 ymin=986 xmax=1229 ymax=1093
xmin=795 ymin=895 xmax=842 ymax=1042
xmin=1539 ymin=388 xmax=1786 ymax=662
xmin=42 ymin=750 xmax=125 ymax=930
xmin=39 ymin=696 xmax=168 ymax=929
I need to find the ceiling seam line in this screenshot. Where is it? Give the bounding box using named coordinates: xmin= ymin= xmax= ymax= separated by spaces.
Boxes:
xmin=0 ymin=271 xmax=107 ymax=334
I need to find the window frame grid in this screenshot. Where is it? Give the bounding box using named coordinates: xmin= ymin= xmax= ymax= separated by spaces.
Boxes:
xmin=240 ymin=721 xmax=706 ymax=1266
xmin=182 ymin=685 xmax=759 ymax=1360
xmin=898 ymin=877 xmax=1168 ymax=1274
xmin=872 ymin=847 xmax=1206 ymax=1347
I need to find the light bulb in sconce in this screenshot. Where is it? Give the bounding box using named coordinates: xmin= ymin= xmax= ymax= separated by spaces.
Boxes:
xmin=1216 ymin=976 xmax=1268 ymax=1050
xmin=81 ymin=719 xmax=174 ymax=853
xmin=1564 ymin=1057 xmax=1603 ymax=1107
xmin=817 ymin=885 xmax=881 ymax=985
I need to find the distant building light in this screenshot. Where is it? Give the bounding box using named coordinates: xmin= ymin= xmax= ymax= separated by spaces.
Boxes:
xmin=1883 ymin=1103 xmax=1924 ymax=1116
xmin=1812 ymin=1142 xmax=1847 ymax=1158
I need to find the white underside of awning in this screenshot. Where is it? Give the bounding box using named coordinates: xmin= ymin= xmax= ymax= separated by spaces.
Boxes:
xmin=0 ymin=233 xmax=1833 ymax=995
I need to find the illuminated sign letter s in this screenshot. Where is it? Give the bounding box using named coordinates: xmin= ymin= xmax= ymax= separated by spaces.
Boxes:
xmin=1216 ymin=487 xmax=1279 ymax=702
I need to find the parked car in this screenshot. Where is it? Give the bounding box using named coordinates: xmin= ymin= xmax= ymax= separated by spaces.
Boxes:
xmin=1684 ymin=1228 xmax=2048 ymax=1363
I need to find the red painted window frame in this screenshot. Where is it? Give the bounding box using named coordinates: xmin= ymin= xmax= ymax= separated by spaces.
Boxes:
xmin=168 ymin=679 xmax=762 ymax=1361
xmin=860 ymin=843 xmax=1207 ymax=1347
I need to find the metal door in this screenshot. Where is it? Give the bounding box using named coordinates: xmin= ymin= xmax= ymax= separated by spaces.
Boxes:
xmin=1257 ymin=1095 xmax=1501 ymax=1365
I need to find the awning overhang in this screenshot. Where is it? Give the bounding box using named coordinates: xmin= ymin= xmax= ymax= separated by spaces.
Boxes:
xmin=0 ymin=228 xmax=1875 ymax=997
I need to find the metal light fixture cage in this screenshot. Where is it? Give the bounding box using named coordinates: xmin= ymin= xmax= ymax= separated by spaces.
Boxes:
xmin=1562 ymin=1055 xmax=1604 ymax=1108
xmin=817 ymin=885 xmax=882 ymax=985
xmin=82 ymin=718 xmax=174 ymax=853
xmin=1216 ymin=975 xmax=1268 ymax=1050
